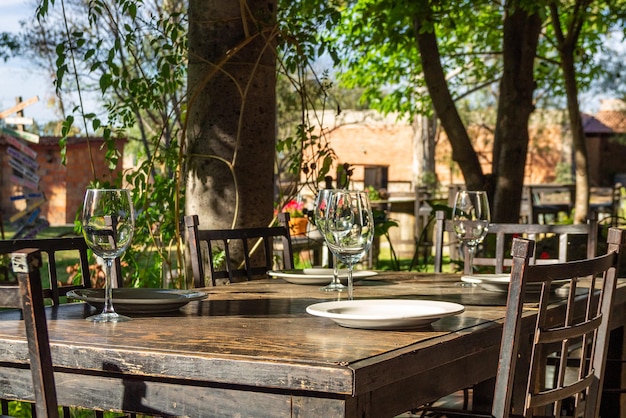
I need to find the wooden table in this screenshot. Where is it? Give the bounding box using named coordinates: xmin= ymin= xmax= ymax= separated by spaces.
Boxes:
xmin=0 ymin=273 xmax=624 ymax=417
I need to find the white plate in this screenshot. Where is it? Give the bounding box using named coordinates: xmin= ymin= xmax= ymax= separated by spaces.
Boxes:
xmin=67 ymin=288 xmax=208 ymax=314
xmin=268 ymin=269 xmax=378 ymax=285
xmin=461 ymin=274 xmax=567 ymax=294
xmin=461 ymin=274 xmax=512 ymax=293
xmin=306 ymin=299 xmax=465 ymax=330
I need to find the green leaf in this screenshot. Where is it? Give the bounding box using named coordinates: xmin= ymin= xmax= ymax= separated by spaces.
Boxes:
xmin=99 ymin=73 xmax=112 ymax=92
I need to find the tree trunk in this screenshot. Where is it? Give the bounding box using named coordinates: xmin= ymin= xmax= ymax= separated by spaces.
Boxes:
xmin=413 ymin=11 xmax=486 ymax=192
xmin=185 ymin=0 xmax=277 ymax=230
xmin=492 ymin=7 xmax=542 ymax=223
xmin=412 ymin=113 xmax=437 ymax=187
xmin=562 ymin=54 xmax=589 ymax=223
xmin=549 ymin=2 xmax=592 ymax=224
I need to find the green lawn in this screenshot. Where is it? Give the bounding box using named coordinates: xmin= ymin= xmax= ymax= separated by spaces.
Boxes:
xmin=2 ymin=223 xmax=77 ymax=240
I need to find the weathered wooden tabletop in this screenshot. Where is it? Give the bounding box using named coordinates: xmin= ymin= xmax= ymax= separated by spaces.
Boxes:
xmin=0 ymin=272 xmax=623 ymax=417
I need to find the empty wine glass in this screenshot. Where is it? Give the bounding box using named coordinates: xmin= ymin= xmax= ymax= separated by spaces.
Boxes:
xmin=82 ymin=189 xmax=135 ymax=322
xmin=452 ymin=190 xmax=490 ymax=275
xmin=313 ymin=189 xmax=346 ymax=292
xmin=319 ymin=190 xmax=374 ymax=300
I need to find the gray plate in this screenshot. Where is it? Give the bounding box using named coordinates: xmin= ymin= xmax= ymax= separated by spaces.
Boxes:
xmin=67 ymin=288 xmax=208 ymax=314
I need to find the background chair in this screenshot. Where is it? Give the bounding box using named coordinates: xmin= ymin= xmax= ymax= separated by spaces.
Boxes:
xmin=0 ymin=236 xmax=124 ymax=305
xmin=418 ymin=227 xmax=625 ymax=417
xmin=433 ymin=210 xmax=598 ymax=274
xmin=185 ymin=213 xmax=294 ymax=286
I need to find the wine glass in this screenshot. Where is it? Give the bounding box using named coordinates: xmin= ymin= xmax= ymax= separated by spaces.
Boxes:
xmin=313 ymin=189 xmax=346 ymax=292
xmin=452 ymin=190 xmax=490 ymax=275
xmin=319 ymin=190 xmax=374 ymax=300
xmin=82 ymin=189 xmax=135 ymax=322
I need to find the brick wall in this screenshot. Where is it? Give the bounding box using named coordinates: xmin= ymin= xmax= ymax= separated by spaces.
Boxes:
xmin=0 ymin=135 xmax=126 ymax=228
xmin=310 ymin=110 xmax=567 ymax=195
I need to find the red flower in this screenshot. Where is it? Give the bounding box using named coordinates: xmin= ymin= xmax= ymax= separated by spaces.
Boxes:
xmin=282 ymin=199 xmax=304 ymax=218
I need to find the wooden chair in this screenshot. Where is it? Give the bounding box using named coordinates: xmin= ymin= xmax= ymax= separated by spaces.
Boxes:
xmin=0 ymin=236 xmax=124 ymax=305
xmin=433 ymin=210 xmax=598 ymax=274
xmin=5 ymin=250 xmax=143 ymax=418
xmin=591 ymin=182 xmax=625 ymax=226
xmin=525 ymin=184 xmax=576 ymax=224
xmin=184 ymin=213 xmax=294 ymax=286
xmin=418 ymin=227 xmax=625 ymax=417
xmin=4 ymin=249 xmax=60 ymax=418
xmin=0 ymin=237 xmax=123 ymax=417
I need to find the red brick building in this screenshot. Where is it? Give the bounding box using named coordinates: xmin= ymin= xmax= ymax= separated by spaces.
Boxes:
xmin=306 ymin=105 xmax=626 ymax=196
xmin=584 ymin=99 xmax=626 ymax=186
xmin=0 ymin=134 xmax=126 ymax=227
xmin=308 ymin=110 xmax=572 ymax=196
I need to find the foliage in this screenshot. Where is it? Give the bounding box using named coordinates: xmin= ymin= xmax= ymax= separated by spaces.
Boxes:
xmin=35 ymin=0 xmax=188 ymax=288
xmin=0 ymin=32 xmax=20 ymax=61
xmin=329 ymin=0 xmax=504 ymax=119
xmin=327 ymin=0 xmax=626 ymax=222
xmin=555 ymin=162 xmax=574 ymax=183
xmin=275 ymin=0 xmax=344 ymax=206
xmin=28 ymin=0 xmax=348 ymax=286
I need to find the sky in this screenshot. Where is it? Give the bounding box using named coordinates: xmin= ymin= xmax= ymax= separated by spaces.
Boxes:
xmin=0 ymin=0 xmax=59 ymax=125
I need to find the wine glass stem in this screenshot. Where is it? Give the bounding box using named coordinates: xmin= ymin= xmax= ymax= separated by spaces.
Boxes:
xmin=102 ymin=258 xmax=115 ymax=315
xmin=347 ymin=265 xmax=354 ymax=300
xmin=332 ymin=254 xmax=340 ymax=285
xmin=467 ymin=245 xmax=476 ymax=274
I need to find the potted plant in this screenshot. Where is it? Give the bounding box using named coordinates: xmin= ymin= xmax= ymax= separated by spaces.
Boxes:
xmin=282 ymin=199 xmax=308 ymax=236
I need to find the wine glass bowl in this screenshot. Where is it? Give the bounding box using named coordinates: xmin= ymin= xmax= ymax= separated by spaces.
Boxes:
xmin=318 ymin=190 xmax=374 ymax=300
xmin=82 ymin=189 xmax=135 ymax=322
xmin=452 ymin=190 xmax=490 ymax=275
xmin=83 ymin=216 xmax=134 ymax=259
xmin=313 ymin=189 xmax=346 ymax=292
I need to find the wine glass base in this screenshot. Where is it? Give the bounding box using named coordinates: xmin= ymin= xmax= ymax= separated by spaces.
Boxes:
xmin=86 ymin=312 xmax=131 ymax=323
xmin=320 ymin=282 xmax=346 ymax=292
xmin=455 ymin=282 xmax=478 ymax=288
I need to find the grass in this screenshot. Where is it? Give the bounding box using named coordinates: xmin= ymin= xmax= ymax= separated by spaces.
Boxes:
xmin=2 ymin=224 xmax=77 ymax=240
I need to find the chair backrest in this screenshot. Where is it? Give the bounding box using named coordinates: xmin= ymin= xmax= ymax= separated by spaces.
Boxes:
xmin=433 ymin=210 xmax=598 ymax=274
xmin=526 ymin=184 xmax=576 ymax=224
xmin=184 ymin=213 xmax=294 ymax=286
xmin=0 ymin=236 xmax=124 ymax=305
xmin=8 ymin=248 xmax=60 ymax=418
xmin=492 ymin=228 xmax=625 ymax=417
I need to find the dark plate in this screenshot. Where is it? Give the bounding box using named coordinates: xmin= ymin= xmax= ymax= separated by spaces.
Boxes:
xmin=67 ymin=288 xmax=208 ymax=314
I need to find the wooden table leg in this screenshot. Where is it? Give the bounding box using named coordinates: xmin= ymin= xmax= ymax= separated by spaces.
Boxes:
xmin=472 ymin=377 xmax=495 ymax=413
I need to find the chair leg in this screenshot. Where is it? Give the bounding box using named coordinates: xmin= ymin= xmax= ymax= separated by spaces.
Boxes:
xmin=600 ymin=326 xmax=626 ymax=417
